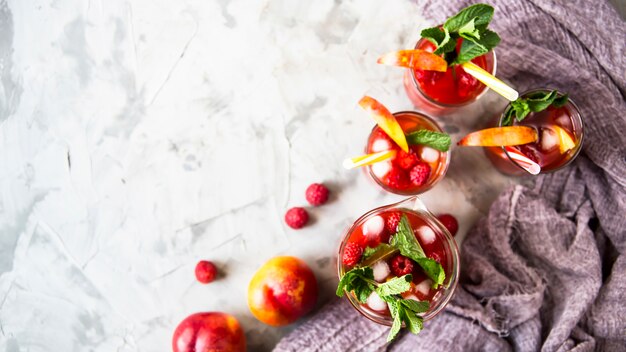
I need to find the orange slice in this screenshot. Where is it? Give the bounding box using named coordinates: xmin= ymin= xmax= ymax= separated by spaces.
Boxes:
xmin=343 ymin=150 xmax=397 ymax=169
xmin=377 ymin=50 xmax=447 ymax=72
xmin=358 ymin=96 xmax=409 ymax=152
xmin=553 ymin=125 xmax=576 ymax=154
xmin=458 ymin=126 xmax=538 ymax=147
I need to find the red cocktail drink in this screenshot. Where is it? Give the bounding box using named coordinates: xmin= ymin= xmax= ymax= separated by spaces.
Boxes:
xmin=403 ymin=38 xmax=496 ymax=115
xmin=366 ymin=111 xmax=450 ymax=195
xmin=485 ymin=89 xmax=584 ymax=175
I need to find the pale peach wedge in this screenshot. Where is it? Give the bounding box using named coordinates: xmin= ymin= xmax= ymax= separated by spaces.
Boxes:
xmin=358 ymin=96 xmax=409 ymax=152
xmin=377 ymin=50 xmax=448 ymax=72
xmin=458 ymin=126 xmax=538 ymax=147
xmin=552 ymin=125 xmax=576 ymax=154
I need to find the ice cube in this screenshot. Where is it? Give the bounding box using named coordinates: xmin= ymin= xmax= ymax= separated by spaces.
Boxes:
xmin=540 ymin=127 xmax=558 ymax=151
xmin=371 ymin=139 xmax=392 ymax=152
xmin=367 ymin=291 xmax=388 ymax=311
xmin=363 ymin=215 xmax=384 ymax=240
xmin=418 ymin=225 xmax=436 ymax=244
xmin=371 ymin=161 xmax=391 ymax=178
xmin=415 ymin=279 xmax=433 ymax=296
xmin=419 ymin=146 xmax=440 ymax=163
xmin=372 ymin=261 xmax=390 ymax=282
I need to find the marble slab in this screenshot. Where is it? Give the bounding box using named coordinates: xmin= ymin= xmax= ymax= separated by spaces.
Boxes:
xmin=0 ymin=0 xmax=521 ymax=351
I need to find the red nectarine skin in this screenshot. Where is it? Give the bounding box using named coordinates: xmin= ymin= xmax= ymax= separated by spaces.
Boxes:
xmin=172 ymin=312 xmax=246 ymax=352
xmin=248 ymin=256 xmax=318 ymax=326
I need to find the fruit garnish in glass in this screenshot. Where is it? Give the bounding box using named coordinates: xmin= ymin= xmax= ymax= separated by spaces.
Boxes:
xmin=459 ymin=89 xmax=583 ymax=175
xmin=336 ymin=196 xmax=459 ymax=342
xmin=378 ymin=4 xmax=502 ymax=114
xmin=344 ymin=96 xmax=451 ymax=195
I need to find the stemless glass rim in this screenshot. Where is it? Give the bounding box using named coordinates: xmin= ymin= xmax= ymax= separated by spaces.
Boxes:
xmin=365 ymin=111 xmax=451 ymax=195
xmin=336 ymin=197 xmax=460 ymax=326
xmin=498 ymin=88 xmax=585 ymax=174
xmin=409 ymin=37 xmax=498 ymax=109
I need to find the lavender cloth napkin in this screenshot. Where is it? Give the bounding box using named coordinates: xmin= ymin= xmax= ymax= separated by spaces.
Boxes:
xmin=274 ymin=1 xmax=626 ymax=351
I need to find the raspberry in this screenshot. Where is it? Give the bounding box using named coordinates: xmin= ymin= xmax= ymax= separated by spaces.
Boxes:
xmin=517 ymin=145 xmax=541 ymax=164
xmin=457 ymin=69 xmax=479 ymax=98
xmin=342 ymin=242 xmax=363 ymax=267
xmin=396 ymin=150 xmax=419 ymax=170
xmin=195 ymin=260 xmax=218 ymax=284
xmin=284 ymin=207 xmax=309 ymax=229
xmin=386 ymin=212 xmax=402 ymax=234
xmin=390 ymin=255 xmax=414 ymax=277
xmin=386 ymin=168 xmax=409 ymax=189
xmin=437 ymin=213 xmax=459 ymax=236
xmin=305 ymin=183 xmax=329 ymax=206
xmin=409 ymin=161 xmax=431 ymax=186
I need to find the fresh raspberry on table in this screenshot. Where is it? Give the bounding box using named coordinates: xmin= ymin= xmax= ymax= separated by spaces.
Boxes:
xmin=305 ymin=183 xmax=330 ymax=206
xmin=437 ymin=213 xmax=459 ymax=236
xmin=386 ymin=168 xmax=409 ymax=189
xmin=386 ymin=212 xmax=402 ymax=234
xmin=284 ymin=207 xmax=309 ymax=229
xmin=390 ymin=254 xmax=414 ymax=277
xmin=195 ymin=260 xmax=218 ymax=284
xmin=342 ymin=242 xmax=364 ymax=267
xmin=396 ymin=150 xmax=419 ymax=170
xmin=409 ymin=161 xmax=431 ymax=186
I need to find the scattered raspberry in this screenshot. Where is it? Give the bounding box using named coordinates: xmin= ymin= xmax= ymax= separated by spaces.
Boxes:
xmin=305 ymin=183 xmax=330 ymax=206
xmin=390 ymin=255 xmax=414 ymax=277
xmin=396 ymin=150 xmax=419 ymax=170
xmin=386 ymin=168 xmax=409 ymax=189
xmin=385 ymin=212 xmax=402 ymax=234
xmin=437 ymin=213 xmax=459 ymax=236
xmin=195 ymin=260 xmax=218 ymax=284
xmin=517 ymin=145 xmax=541 ymax=164
xmin=284 ymin=207 xmax=309 ymax=229
xmin=409 ymin=161 xmax=431 ymax=186
xmin=342 ymin=242 xmax=363 ymax=267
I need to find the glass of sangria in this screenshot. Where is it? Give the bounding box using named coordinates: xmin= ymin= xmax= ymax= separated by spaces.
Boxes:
xmin=403 ymin=37 xmax=496 ymax=116
xmin=365 ymin=111 xmax=450 ymax=195
xmin=336 ymin=196 xmax=459 ymax=340
xmin=484 ymin=89 xmax=584 ymax=176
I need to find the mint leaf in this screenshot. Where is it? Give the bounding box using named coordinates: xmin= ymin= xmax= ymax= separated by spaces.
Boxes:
xmin=420 ymin=26 xmax=455 ymax=55
xmin=452 ymin=29 xmax=500 ymax=65
xmin=400 ymin=299 xmax=430 ymax=313
xmin=402 ymin=309 xmax=424 ymax=335
xmin=502 ymin=90 xmax=569 ymax=125
xmin=336 ymin=267 xmax=375 ymax=303
xmin=376 ymin=274 xmax=412 ymax=296
xmin=458 ymin=18 xmax=480 ymax=42
xmin=444 ymin=4 xmax=494 ymax=32
xmin=362 ymin=243 xmax=396 ymax=264
xmin=405 ymin=130 xmax=451 ymax=152
xmin=387 ymin=301 xmax=403 ymax=342
xmin=390 ymin=216 xmax=446 ymax=287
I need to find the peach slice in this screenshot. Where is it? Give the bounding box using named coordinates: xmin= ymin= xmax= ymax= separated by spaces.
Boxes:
xmin=358 ymin=96 xmax=409 ymax=152
xmin=343 ymin=150 xmax=397 ymax=169
xmin=458 ymin=126 xmax=538 ymax=147
xmin=552 ymin=125 xmax=576 ymax=154
xmin=377 ymin=50 xmax=447 ymax=72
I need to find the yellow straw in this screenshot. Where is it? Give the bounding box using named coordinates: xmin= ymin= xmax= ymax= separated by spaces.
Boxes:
xmin=461 ymin=61 xmax=519 ymax=101
xmin=342 ymin=150 xmax=397 ymax=169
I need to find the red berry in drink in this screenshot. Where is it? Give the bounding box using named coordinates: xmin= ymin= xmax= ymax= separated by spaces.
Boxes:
xmin=390 ymin=254 xmax=414 ymax=276
xmin=437 ymin=214 xmax=459 ymax=236
xmin=396 ymin=150 xmax=419 ymax=170
xmin=386 ymin=212 xmax=402 ymax=234
xmin=517 ymin=144 xmax=541 ymax=164
xmin=409 ymin=161 xmax=431 ymax=186
xmin=342 ymin=242 xmax=364 ymax=267
xmin=386 ymin=168 xmax=409 ymax=189
xmin=195 ymin=260 xmax=218 ymax=284
xmin=285 ymin=207 xmax=309 ymax=229
xmin=305 ymin=183 xmax=329 ymax=206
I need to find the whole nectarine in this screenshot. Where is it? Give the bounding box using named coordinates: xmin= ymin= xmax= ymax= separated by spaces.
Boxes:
xmin=172 ymin=312 xmax=245 ymax=352
xmin=248 ymin=256 xmax=318 ymax=326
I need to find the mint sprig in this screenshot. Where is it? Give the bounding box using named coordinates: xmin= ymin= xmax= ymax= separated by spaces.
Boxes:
xmin=337 ymin=267 xmax=429 ymax=342
xmin=420 ymin=4 xmax=500 ymax=65
xmin=502 ymin=90 xmax=569 ymax=125
xmin=390 ymin=215 xmax=446 ymax=287
xmin=405 ymin=130 xmax=451 ymax=152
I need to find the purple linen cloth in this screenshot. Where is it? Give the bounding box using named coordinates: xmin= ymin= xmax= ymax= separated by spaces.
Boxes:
xmin=274 ymin=0 xmax=626 ymax=351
